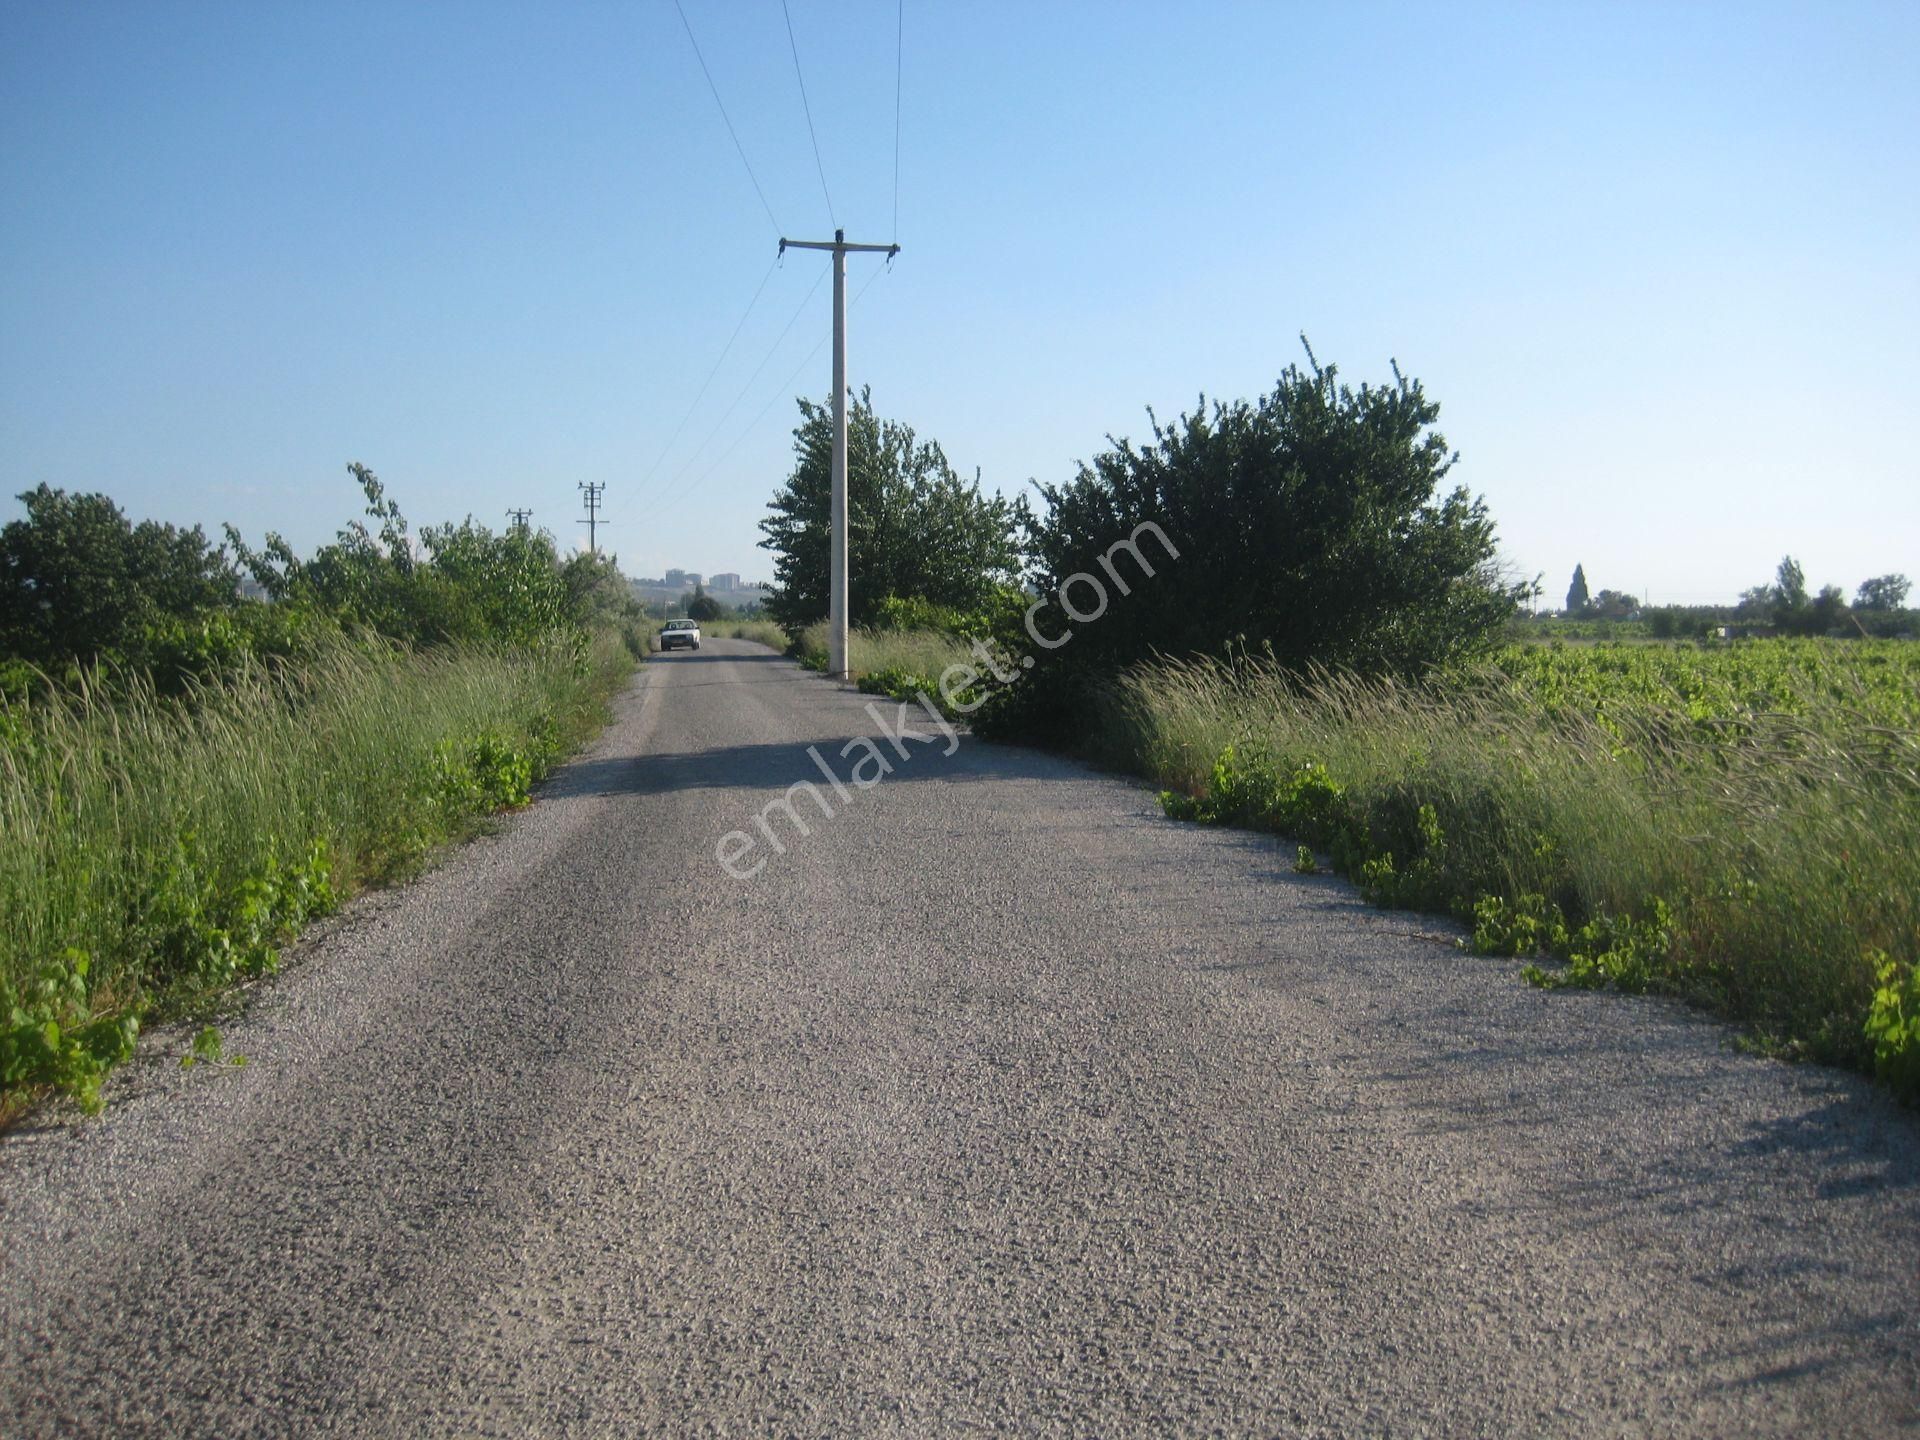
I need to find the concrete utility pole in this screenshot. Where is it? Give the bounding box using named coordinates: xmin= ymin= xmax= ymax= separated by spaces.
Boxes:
xmin=506 ymin=507 xmax=533 ymax=532
xmin=778 ymin=228 xmax=900 ymax=679
xmin=577 ymin=482 xmax=606 ymax=556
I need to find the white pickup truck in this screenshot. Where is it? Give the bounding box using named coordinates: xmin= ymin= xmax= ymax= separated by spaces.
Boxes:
xmin=658 ymin=619 xmax=702 ymax=652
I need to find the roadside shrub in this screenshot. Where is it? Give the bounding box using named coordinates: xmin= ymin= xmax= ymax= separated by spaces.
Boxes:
xmin=992 ymin=341 xmax=1530 ymax=742
xmin=0 ymin=484 xmax=238 ymax=671
xmin=870 ymin=587 xmax=1026 ymax=641
xmin=705 ymin=619 xmax=790 ymax=651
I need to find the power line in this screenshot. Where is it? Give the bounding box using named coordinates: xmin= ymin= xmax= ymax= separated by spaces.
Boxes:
xmin=672 ymin=0 xmax=782 ymax=235
xmin=781 ymin=0 xmax=835 ymax=229
xmin=671 ymin=261 xmax=891 ymax=505
xmin=892 ymin=0 xmax=904 ymax=241
xmin=636 ymin=254 xmax=780 ymax=492
xmin=656 ymin=261 xmax=829 ymax=497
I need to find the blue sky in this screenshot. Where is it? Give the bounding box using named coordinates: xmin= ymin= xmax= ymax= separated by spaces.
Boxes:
xmin=3 ymin=1 xmax=1915 ymax=605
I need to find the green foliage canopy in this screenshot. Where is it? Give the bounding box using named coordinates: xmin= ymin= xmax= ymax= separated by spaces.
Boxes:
xmin=0 ymin=484 xmax=237 ymax=667
xmin=1748 ymin=554 xmax=1853 ymax=636
xmin=1587 ymin=588 xmax=1639 ymax=620
xmin=1565 ymin=563 xmax=1591 ymax=616
xmin=1856 ymin=573 xmax=1911 ymax=612
xmin=226 ymin=463 xmax=588 ymax=647
xmin=757 ymin=390 xmax=1022 ymax=631
xmin=995 ymin=345 xmax=1529 ymax=738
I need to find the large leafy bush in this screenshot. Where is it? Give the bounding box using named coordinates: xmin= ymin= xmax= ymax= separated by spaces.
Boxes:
xmin=987 ymin=342 xmax=1530 ymax=740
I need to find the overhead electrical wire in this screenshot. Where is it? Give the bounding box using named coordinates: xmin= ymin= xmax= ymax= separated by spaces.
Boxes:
xmin=651 ymin=3 xmax=907 ymax=505
xmin=673 ymin=0 xmax=782 ymax=235
xmin=658 ymin=260 xmax=830 ymax=496
xmin=635 ymin=254 xmax=781 ymax=494
xmin=892 ymin=0 xmax=904 ymax=240
xmin=781 ymin=0 xmax=836 ymax=229
xmin=671 ymin=262 xmax=893 ymax=503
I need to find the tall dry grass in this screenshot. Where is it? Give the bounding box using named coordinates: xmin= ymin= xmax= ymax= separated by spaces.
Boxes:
xmin=1 ymin=630 xmax=634 ymax=1077
xmin=791 ymin=623 xmax=977 ymax=681
xmin=1097 ymin=654 xmax=1920 ymax=1066
xmin=703 ymin=619 xmax=791 ymax=650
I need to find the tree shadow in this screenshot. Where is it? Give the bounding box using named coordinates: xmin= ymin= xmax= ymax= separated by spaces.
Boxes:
xmin=647 ymin=649 xmax=789 ymax=664
xmin=538 ymin=740 xmax=983 ymax=801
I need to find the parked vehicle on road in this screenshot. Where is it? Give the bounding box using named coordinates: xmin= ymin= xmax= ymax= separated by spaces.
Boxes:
xmin=658 ymin=619 xmax=701 ymax=652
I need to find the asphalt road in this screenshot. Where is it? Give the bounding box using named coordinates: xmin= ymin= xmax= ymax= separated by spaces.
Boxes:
xmin=3 ymin=638 xmax=1917 ymax=1437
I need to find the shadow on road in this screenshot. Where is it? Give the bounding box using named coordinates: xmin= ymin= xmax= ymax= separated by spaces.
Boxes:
xmin=539 ymin=740 xmax=986 ymax=800
xmin=646 ymin=650 xmax=789 ymax=665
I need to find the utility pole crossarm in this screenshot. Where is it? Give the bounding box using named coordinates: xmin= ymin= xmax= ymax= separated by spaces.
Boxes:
xmin=780 ymin=236 xmax=900 ymax=257
xmin=577 ymin=481 xmax=606 ymax=557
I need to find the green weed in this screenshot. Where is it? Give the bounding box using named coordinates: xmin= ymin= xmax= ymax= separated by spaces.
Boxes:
xmin=1 ymin=951 xmax=139 ymax=1115
xmin=1865 ymin=953 xmax=1920 ymax=1102
xmin=1 ymin=629 xmax=634 ymax=1114
xmin=180 ymin=1024 xmax=246 ymax=1070
xmin=1113 ymin=643 xmax=1920 ymax=1088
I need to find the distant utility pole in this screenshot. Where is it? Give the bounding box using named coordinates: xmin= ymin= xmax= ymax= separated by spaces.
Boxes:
xmin=578 ymin=481 xmax=606 ymax=556
xmin=779 ymin=228 xmax=900 ymax=679
xmin=506 ymin=507 xmax=533 ymax=532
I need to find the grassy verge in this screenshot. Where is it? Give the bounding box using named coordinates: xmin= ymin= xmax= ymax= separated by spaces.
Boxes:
xmin=1096 ymin=649 xmax=1920 ymax=1099
xmin=791 ymin=622 xmax=976 ymax=689
xmin=1 ymin=628 xmax=638 ymax=1117
xmin=702 ymin=619 xmax=791 ymax=650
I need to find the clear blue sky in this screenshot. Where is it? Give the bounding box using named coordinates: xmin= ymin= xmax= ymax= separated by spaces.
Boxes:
xmin=3 ymin=1 xmax=1915 ymax=605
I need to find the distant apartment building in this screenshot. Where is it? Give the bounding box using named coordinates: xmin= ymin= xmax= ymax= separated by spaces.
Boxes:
xmin=633 ymin=569 xmax=767 ymax=610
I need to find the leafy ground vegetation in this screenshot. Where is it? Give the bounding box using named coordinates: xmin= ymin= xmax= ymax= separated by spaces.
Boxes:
xmin=1 ymin=468 xmax=642 ymax=1117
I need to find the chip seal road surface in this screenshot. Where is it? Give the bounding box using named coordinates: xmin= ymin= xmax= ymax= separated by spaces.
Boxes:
xmin=3 ymin=638 xmax=1917 ymax=1437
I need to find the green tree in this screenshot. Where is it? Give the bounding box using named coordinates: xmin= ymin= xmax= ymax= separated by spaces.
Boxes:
xmin=1773 ymin=556 xmax=1808 ymax=616
xmin=414 ymin=517 xmax=570 ymax=643
xmin=562 ymin=550 xmax=641 ymax=628
xmin=994 ymin=343 xmax=1529 ymax=739
xmin=227 ymin=463 xmax=579 ymax=646
xmin=1804 ymin=583 xmax=1850 ymax=636
xmin=1856 ymin=574 xmax=1911 ymax=612
xmin=758 ymin=390 xmax=1022 ymax=630
xmin=1770 ymin=555 xmax=1806 ymax=631
xmin=0 ymin=484 xmax=237 ymax=666
xmin=1565 ymin=563 xmax=1591 ymax=616
xmin=1646 ymin=605 xmax=1720 ymax=639
xmin=1735 ymin=584 xmax=1774 ymax=623
xmin=1588 ymin=588 xmax=1639 ymax=620
xmin=687 ymin=583 xmax=724 ymax=622
xmin=1757 ymin=555 xmax=1853 ymax=636
xmin=226 ymin=463 xmax=419 ymax=635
